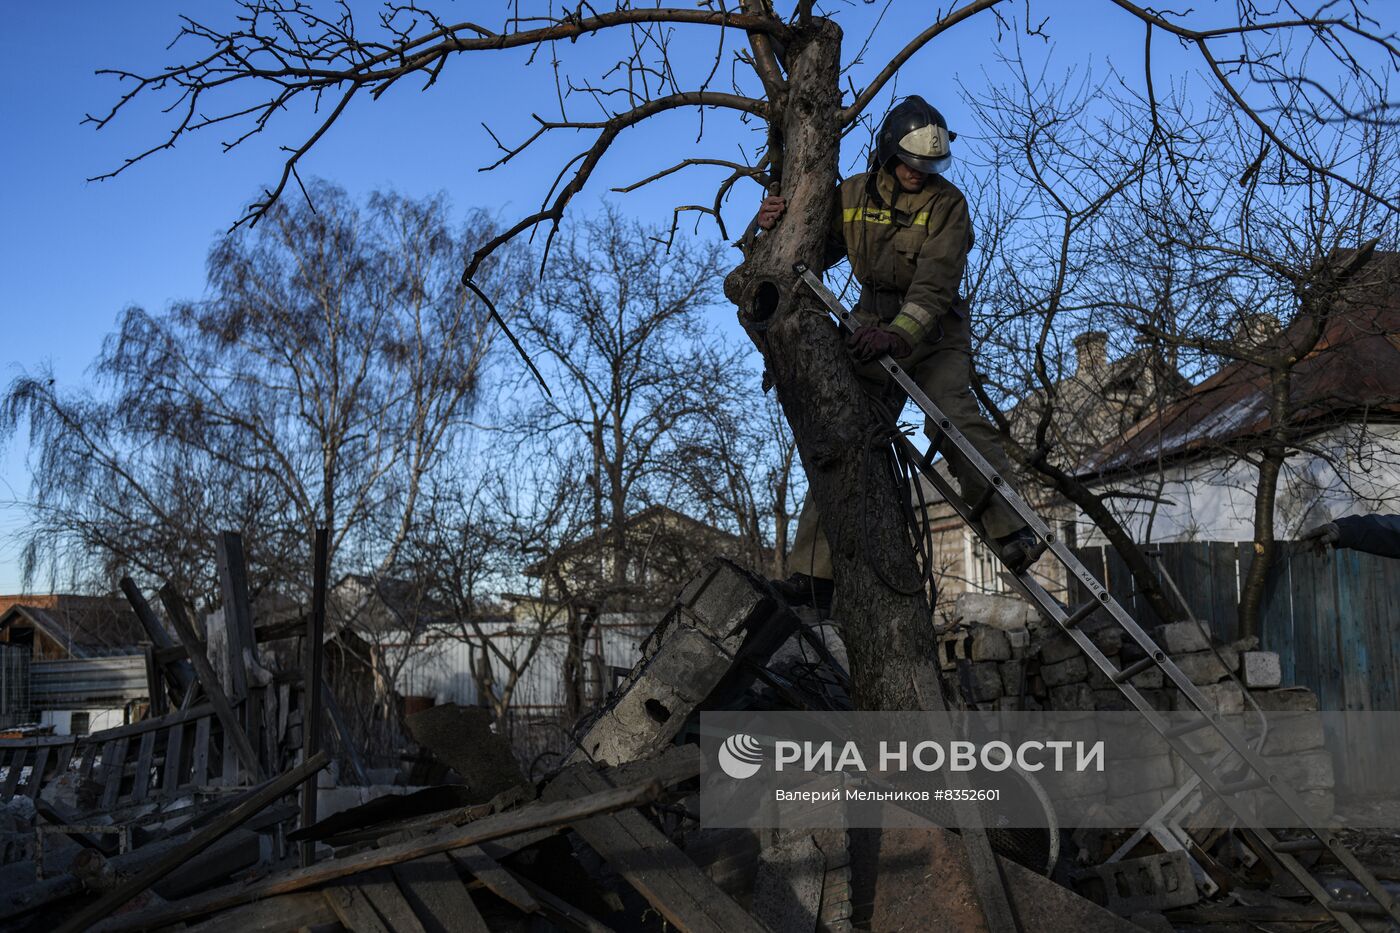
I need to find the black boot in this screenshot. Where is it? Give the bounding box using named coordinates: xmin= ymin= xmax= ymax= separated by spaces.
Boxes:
xmin=771 ymin=573 xmax=835 ymax=617
xmin=996 ymin=528 xmax=1044 ymax=575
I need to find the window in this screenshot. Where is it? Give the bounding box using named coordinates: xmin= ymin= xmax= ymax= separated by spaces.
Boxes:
xmin=69 ymin=711 xmax=90 ymax=736
xmin=967 ymin=531 xmax=1009 ymax=594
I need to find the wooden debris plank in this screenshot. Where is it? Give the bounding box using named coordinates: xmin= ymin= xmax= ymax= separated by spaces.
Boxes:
xmin=162 ymin=723 xmax=185 ymax=799
xmin=190 ymin=715 xmax=211 ymax=786
xmin=130 ymin=730 xmax=157 ymax=802
xmin=92 ymin=776 xmax=666 ymax=932
xmin=448 ymin=844 xmax=541 ymax=914
xmin=77 ymin=742 xmax=99 ymax=782
xmin=392 ymin=855 xmax=488 ymax=933
xmin=325 ymin=881 xmax=391 ymax=933
xmin=158 ymin=584 xmax=263 ymax=781
xmin=86 ymin=702 xmax=214 ymax=744
xmin=100 ymin=738 xmax=129 ymax=810
xmin=53 ymin=741 xmax=75 ymax=778
xmin=357 ymin=867 xmax=429 ymax=933
xmin=214 ymin=532 xmax=256 ymax=700
xmin=301 ymin=527 xmax=327 ymax=868
xmin=144 ymin=645 xmax=168 ymax=717
xmin=544 ymin=768 xmax=764 ymax=933
xmin=24 ymin=746 xmax=51 ymax=800
xmin=55 ymin=751 xmax=329 ymax=933
xmin=2 ymin=747 xmax=27 ymax=798
xmin=180 ymin=891 xmax=336 ymax=933
xmin=505 ymin=870 xmax=616 ymax=933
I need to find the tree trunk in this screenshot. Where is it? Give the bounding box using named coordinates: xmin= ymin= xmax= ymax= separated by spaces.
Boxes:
xmin=1238 ymin=369 xmax=1290 ymax=640
xmin=725 ymin=19 xmax=940 ymax=712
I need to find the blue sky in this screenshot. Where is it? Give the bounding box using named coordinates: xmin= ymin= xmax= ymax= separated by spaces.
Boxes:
xmin=0 ymin=2 xmax=1276 ymax=591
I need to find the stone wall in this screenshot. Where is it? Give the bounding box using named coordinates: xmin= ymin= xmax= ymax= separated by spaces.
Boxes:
xmin=938 ymin=593 xmax=1335 ymax=820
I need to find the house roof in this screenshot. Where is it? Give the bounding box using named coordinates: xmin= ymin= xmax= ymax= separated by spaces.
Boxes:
xmin=332 ymin=573 xmax=457 ymax=634
xmin=1080 ymin=260 xmax=1400 ymax=478
xmin=523 ymin=503 xmax=765 ymax=578
xmin=0 ymin=595 xmax=147 ymax=657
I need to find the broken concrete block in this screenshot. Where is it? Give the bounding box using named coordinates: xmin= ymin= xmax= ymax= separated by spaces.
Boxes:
xmin=1170 ymin=651 xmax=1229 ymax=685
xmin=1241 ymin=651 xmax=1282 ymax=688
xmin=1072 ymin=850 xmax=1199 ymax=914
xmin=1153 ymin=622 xmax=1211 ymax=655
xmin=964 ymin=662 xmax=1004 ymax=702
xmin=1251 ymin=687 xmax=1319 ymax=712
xmin=1087 ymin=626 xmax=1122 ymax=655
xmin=1049 ymin=682 xmax=1096 ymax=711
xmin=1268 ymin=748 xmax=1335 ymax=790
xmin=1041 ymin=655 xmax=1088 ymax=687
xmin=953 ymin=592 xmax=1039 ymax=631
xmin=938 ymin=631 xmax=969 ymax=671
xmin=1192 ymin=681 xmax=1246 ymax=715
xmin=999 ymin=660 xmax=1026 ymax=697
xmin=573 ymin=559 xmax=782 ymax=766
xmin=1259 ymin=715 xmax=1326 ymax=755
xmin=1006 ymin=628 xmax=1031 ymax=657
xmin=405 ymin=704 xmax=527 ymax=801
xmin=1040 ymin=633 xmax=1084 ymax=666
xmin=969 ymin=627 xmax=1011 ymax=662
xmin=751 ymin=834 xmax=824 ymax=933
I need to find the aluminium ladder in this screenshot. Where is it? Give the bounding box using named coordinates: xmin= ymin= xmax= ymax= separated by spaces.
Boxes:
xmin=794 ymin=263 xmax=1400 ymax=931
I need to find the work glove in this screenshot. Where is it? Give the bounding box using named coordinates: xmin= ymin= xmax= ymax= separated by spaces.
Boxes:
xmin=755 ymin=195 xmax=786 ymax=230
xmin=848 ymin=325 xmax=911 ymax=362
xmin=1300 ymin=521 xmax=1341 ymax=555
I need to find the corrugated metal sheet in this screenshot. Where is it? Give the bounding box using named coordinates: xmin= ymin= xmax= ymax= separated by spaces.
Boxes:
xmin=30 ymin=656 xmax=147 ymax=709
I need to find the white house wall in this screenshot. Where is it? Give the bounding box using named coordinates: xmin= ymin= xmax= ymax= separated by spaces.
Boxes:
xmin=1076 ymin=423 xmax=1400 ymax=545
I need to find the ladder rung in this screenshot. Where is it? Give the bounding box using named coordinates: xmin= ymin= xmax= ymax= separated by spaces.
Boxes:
xmin=1113 ymin=653 xmax=1162 ymax=683
xmin=1062 ymin=600 xmax=1098 ymax=629
xmin=1272 ymin=837 xmax=1328 ymax=853
xmin=968 ymin=485 xmax=997 ymax=520
xmin=1220 ymin=775 xmax=1269 ymax=795
xmin=1166 ymin=717 xmax=1213 ymax=738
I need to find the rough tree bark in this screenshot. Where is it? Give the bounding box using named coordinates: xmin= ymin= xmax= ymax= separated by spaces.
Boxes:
xmin=724 ymin=19 xmax=937 ymax=712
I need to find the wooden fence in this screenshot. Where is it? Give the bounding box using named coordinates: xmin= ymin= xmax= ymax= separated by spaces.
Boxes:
xmin=1070 ymin=540 xmax=1399 ymax=715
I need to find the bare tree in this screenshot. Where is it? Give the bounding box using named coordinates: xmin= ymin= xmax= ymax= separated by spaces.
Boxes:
xmin=1095 ymin=102 xmax=1400 ymax=638
xmin=3 ymin=182 xmax=528 ymax=606
xmin=86 ymin=1 xmax=1400 ymax=709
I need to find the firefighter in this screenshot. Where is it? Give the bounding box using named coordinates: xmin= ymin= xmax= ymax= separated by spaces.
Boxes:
xmin=756 ymin=96 xmax=1039 ymax=613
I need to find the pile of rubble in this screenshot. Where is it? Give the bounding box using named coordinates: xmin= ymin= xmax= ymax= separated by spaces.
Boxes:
xmin=0 ymin=558 xmax=1393 ymax=932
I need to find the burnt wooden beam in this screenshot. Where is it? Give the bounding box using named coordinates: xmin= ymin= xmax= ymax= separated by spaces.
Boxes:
xmin=214 ymin=532 xmax=255 ymax=700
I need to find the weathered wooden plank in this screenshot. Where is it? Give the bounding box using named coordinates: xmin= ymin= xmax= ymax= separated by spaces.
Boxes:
xmin=325 ymin=882 xmax=391 ymax=933
xmin=162 ymin=723 xmax=185 ymax=799
xmin=302 ymin=527 xmax=327 ymax=868
xmin=544 ymin=768 xmax=765 ymax=933
xmin=504 ymin=870 xmax=616 ymax=933
xmin=2 ymin=748 xmax=27 ymax=799
xmin=86 ymin=702 xmax=215 ymax=745
xmin=158 ymin=584 xmax=263 ymax=781
xmin=190 ymin=716 xmax=211 ymax=787
xmin=392 ymin=855 xmax=488 ymax=933
xmin=130 ymin=730 xmax=157 ymax=803
xmin=77 ymin=742 xmax=99 ymax=782
xmin=55 ymin=751 xmax=329 ymax=933
xmin=181 ymin=892 xmax=336 ymax=933
xmin=120 ymin=576 xmax=194 ymax=695
xmin=1208 ymin=541 xmax=1240 ymax=643
xmin=92 ymin=777 xmax=667 ymax=932
xmin=356 ymin=867 xmax=428 ymax=933
xmin=448 ymin=845 xmax=540 ymax=914
xmin=24 ymin=746 xmax=51 ymax=800
xmin=144 ymin=646 xmax=168 ymax=718
xmin=214 ymin=532 xmax=255 ymax=700
xmin=100 ymin=739 xmax=129 ymax=810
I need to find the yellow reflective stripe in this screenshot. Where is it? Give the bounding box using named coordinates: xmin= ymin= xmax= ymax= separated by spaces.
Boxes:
xmin=887 ymin=316 xmax=922 ymax=343
xmin=841 ymin=207 xmax=931 ymax=226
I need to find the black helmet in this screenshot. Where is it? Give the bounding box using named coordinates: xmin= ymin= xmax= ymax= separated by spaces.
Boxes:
xmin=874 ymin=95 xmax=955 ymax=175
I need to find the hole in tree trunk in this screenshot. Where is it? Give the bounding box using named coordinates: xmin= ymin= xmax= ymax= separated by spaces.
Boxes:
xmin=752 ymin=279 xmax=781 ymax=323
